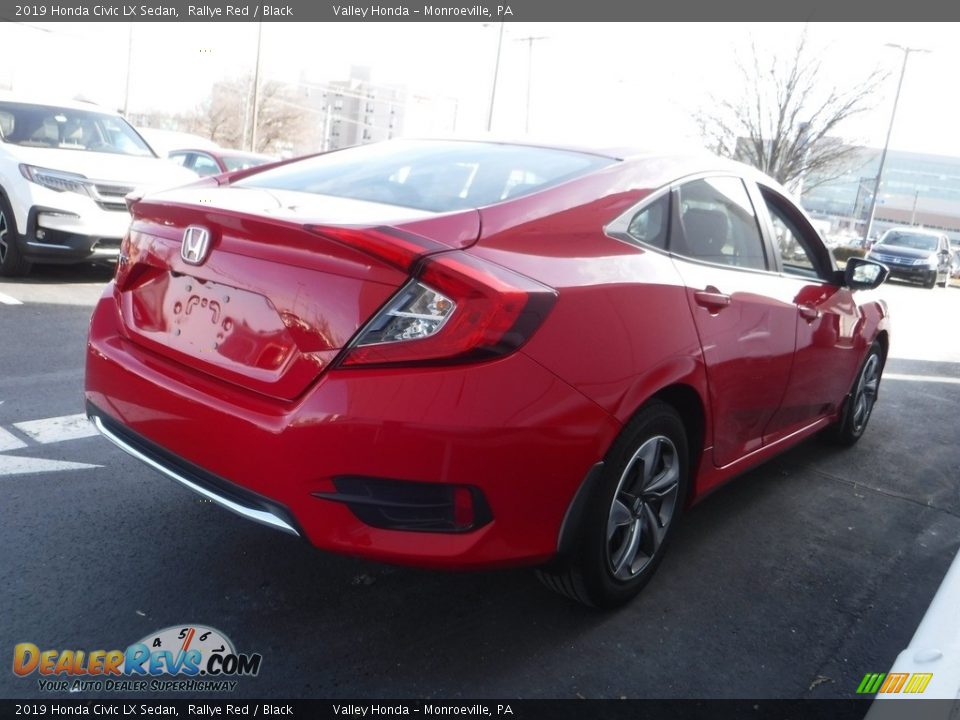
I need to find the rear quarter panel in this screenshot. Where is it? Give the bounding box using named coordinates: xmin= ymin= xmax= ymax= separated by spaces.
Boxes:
xmin=469 ymin=172 xmax=713 ymax=496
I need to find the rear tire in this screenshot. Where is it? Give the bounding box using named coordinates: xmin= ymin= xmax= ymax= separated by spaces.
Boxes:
xmin=828 ymin=342 xmax=883 ymax=446
xmin=0 ymin=193 xmax=31 ymax=278
xmin=537 ymin=401 xmax=689 ymax=608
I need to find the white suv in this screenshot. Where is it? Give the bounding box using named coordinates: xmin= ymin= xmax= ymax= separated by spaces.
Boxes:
xmin=0 ymin=96 xmax=197 ymax=276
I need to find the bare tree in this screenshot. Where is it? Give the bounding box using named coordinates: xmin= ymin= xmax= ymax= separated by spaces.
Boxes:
xmin=187 ymin=81 xmax=243 ymax=147
xmin=697 ymin=32 xmax=887 ymax=191
xmin=250 ymin=81 xmax=312 ymax=155
xmin=178 ymin=76 xmax=312 ymax=154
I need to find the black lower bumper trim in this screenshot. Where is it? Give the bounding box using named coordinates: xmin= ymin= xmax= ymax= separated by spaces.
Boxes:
xmin=87 ymin=401 xmax=303 ymax=537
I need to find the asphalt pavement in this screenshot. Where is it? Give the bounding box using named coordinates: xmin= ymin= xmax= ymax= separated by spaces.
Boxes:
xmin=1 ymin=265 xmax=959 ymax=700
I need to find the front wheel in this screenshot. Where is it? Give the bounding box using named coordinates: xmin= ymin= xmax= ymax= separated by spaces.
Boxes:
xmin=828 ymin=342 xmax=883 ymax=446
xmin=0 ymin=193 xmax=31 ymax=278
xmin=537 ymin=401 xmax=689 ymax=608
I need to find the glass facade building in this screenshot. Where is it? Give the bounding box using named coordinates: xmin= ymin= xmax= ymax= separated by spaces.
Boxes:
xmin=801 ymin=147 xmax=960 ymax=240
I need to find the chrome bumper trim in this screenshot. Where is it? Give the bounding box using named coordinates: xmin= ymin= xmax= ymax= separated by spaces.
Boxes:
xmin=91 ymin=414 xmax=300 ymax=537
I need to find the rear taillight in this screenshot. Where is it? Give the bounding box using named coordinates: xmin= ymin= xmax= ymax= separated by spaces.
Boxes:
xmin=304 ymin=224 xmax=447 ymax=272
xmin=339 ymin=252 xmax=557 ymax=367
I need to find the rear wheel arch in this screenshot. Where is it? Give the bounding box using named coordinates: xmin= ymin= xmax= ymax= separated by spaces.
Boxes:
xmin=648 ymin=384 xmax=705 ymax=501
xmin=540 ymin=385 xmax=704 ymax=607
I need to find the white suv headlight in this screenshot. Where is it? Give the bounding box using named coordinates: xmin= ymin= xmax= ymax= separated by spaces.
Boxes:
xmin=19 ymin=165 xmax=90 ymax=196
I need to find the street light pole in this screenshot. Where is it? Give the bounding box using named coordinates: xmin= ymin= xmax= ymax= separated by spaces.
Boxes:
xmin=863 ymin=43 xmax=930 ymax=242
xmin=122 ymin=24 xmax=134 ymax=117
xmin=249 ymin=22 xmax=264 ymax=152
xmin=516 ymin=35 xmax=548 ymax=134
xmin=486 ymin=22 xmax=505 ymax=132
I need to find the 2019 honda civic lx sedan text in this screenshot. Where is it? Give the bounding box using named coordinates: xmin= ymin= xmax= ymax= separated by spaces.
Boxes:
xmin=85 ymin=140 xmax=890 ymax=607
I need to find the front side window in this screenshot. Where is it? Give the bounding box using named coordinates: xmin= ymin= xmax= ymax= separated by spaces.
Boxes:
xmin=670 ymin=177 xmax=767 ymax=270
xmin=0 ymin=102 xmax=154 ymax=157
xmin=221 ymin=155 xmax=270 ymax=172
xmin=191 ymin=154 xmax=221 ymax=177
xmin=764 ymin=195 xmax=816 ymax=276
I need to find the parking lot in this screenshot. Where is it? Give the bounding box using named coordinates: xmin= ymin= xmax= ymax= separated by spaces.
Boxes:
xmin=1 ymin=266 xmax=959 ymax=700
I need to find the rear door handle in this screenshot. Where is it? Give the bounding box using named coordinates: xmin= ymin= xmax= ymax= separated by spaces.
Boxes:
xmin=694 ymin=288 xmax=731 ymax=311
xmin=798 ymin=304 xmax=820 ymax=321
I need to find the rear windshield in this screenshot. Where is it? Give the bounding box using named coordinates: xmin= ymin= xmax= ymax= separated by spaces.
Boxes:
xmin=880 ymin=231 xmax=938 ymax=251
xmin=0 ymin=102 xmax=155 ymax=157
xmin=235 ymin=140 xmax=615 ymax=212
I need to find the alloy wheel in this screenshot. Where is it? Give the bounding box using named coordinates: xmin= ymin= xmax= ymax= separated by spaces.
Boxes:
xmin=851 ymin=353 xmax=881 ymax=435
xmin=606 ymin=435 xmax=680 ymax=581
xmin=0 ymin=208 xmax=8 ymax=264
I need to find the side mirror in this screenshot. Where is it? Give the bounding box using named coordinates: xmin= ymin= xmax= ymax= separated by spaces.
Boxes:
xmin=844 ymin=257 xmax=888 ymax=290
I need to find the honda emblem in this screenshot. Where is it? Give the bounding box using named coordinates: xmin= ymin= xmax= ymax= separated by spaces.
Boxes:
xmin=181 ymin=226 xmax=211 ymax=265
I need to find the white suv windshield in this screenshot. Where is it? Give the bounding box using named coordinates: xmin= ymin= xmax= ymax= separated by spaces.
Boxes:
xmin=0 ymin=102 xmax=155 ymax=157
xmin=881 ymin=231 xmax=938 ymax=252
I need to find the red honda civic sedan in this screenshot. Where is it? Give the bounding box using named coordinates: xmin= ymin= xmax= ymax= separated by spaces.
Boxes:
xmin=84 ymin=139 xmax=890 ymax=607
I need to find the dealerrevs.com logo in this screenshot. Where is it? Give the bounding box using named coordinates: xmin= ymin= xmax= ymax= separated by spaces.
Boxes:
xmin=13 ymin=625 xmax=262 ymax=693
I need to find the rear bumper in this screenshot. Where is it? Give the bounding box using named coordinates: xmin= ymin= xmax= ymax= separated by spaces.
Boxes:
xmin=85 ymin=284 xmax=620 ymax=569
xmin=88 ymin=407 xmax=302 ymax=537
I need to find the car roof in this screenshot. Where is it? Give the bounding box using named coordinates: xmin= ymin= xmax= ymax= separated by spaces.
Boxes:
xmin=0 ymin=92 xmax=119 ymax=114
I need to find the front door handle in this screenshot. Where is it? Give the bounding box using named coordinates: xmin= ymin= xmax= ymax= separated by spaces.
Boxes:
xmin=694 ymin=288 xmax=731 ymax=311
xmin=798 ymin=304 xmax=820 ymax=321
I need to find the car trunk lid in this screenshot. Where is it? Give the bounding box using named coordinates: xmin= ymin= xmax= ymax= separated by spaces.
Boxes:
xmin=115 ymin=187 xmax=481 ymax=400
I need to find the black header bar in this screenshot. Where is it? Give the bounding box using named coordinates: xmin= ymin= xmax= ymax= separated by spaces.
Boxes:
xmin=0 ymin=0 xmax=957 ymax=22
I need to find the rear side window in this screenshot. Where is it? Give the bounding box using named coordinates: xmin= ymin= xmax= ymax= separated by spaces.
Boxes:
xmin=235 ymin=140 xmax=615 ymax=212
xmin=670 ymin=177 xmax=767 ymax=270
xmin=625 ymin=193 xmax=669 ymax=250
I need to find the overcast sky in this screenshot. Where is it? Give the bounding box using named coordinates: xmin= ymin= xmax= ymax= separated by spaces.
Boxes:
xmin=3 ymin=22 xmax=959 ymax=156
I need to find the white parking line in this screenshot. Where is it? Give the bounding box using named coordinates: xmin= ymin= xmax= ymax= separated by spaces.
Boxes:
xmin=0 ymin=455 xmax=99 ymax=477
xmin=13 ymin=414 xmax=98 ymax=444
xmin=885 ymin=373 xmax=960 ymax=385
xmin=0 ymin=291 xmax=23 ymax=305
xmin=0 ymin=427 xmax=27 ymax=452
